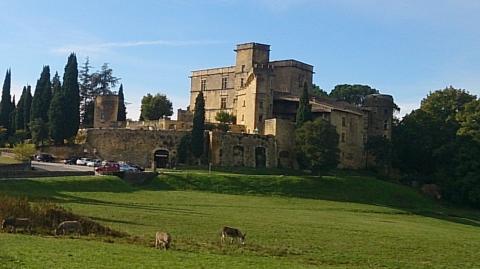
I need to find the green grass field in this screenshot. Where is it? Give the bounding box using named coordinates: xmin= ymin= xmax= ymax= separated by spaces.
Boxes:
xmin=1 ymin=171 xmax=479 ymax=268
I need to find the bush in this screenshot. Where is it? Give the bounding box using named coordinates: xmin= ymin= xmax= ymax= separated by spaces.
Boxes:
xmin=12 ymin=143 xmax=36 ymax=161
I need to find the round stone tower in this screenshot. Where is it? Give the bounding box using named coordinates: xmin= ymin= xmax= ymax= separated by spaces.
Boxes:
xmin=363 ymin=94 xmax=394 ymax=139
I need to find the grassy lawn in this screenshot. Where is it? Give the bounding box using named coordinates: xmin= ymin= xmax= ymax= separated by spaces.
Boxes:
xmin=0 ymin=172 xmax=479 ymax=268
xmin=0 ymin=156 xmax=21 ymax=165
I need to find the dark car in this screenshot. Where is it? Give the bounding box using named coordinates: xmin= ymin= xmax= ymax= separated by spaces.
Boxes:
xmin=35 ymin=153 xmax=54 ymax=162
xmin=63 ymin=156 xmax=79 ymax=165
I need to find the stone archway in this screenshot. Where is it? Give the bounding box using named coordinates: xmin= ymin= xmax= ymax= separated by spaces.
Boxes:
xmin=255 ymin=147 xmax=266 ymax=168
xmin=153 ymin=149 xmax=169 ymax=169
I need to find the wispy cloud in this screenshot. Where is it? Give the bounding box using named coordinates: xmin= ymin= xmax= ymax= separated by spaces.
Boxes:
xmin=51 ymin=39 xmax=225 ymax=55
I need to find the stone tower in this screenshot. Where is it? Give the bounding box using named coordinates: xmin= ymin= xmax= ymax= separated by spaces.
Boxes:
xmin=234 ymin=43 xmax=274 ymax=134
xmin=94 ymin=95 xmax=120 ymax=128
xmin=363 ymin=94 xmax=394 ymax=139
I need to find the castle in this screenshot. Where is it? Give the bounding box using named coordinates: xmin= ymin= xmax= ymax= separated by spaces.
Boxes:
xmin=88 ymin=42 xmax=394 ymax=170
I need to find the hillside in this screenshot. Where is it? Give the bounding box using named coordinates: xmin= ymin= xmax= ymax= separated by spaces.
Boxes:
xmin=0 ymin=171 xmax=479 ymax=268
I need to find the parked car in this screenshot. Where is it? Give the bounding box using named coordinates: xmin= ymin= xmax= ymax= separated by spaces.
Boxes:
xmin=87 ymin=159 xmax=102 ymax=167
xmin=126 ymin=162 xmax=145 ymax=172
xmin=119 ymin=163 xmax=138 ymax=172
xmin=35 ymin=153 xmax=54 ymax=162
xmin=76 ymin=158 xmax=93 ymax=166
xmin=95 ymin=163 xmax=120 ymax=174
xmin=63 ymin=156 xmax=79 ymax=165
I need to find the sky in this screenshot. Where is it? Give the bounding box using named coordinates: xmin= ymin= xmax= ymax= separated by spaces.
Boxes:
xmin=1 ymin=0 xmax=479 ymax=120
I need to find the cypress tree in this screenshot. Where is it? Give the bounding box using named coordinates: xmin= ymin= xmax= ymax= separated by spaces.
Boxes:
xmin=24 ymin=85 xmax=32 ymax=131
xmin=31 ymin=66 xmax=52 ymax=124
xmin=117 ymin=84 xmax=127 ymax=122
xmin=296 ymin=82 xmax=312 ymax=128
xmin=62 ymin=53 xmax=80 ymax=141
xmin=191 ymin=91 xmax=206 ymax=162
xmin=0 ymin=69 xmax=13 ymax=133
xmin=15 ymin=87 xmax=26 ymax=130
xmin=10 ymin=95 xmax=16 ymax=132
xmin=49 ymin=72 xmax=66 ymax=145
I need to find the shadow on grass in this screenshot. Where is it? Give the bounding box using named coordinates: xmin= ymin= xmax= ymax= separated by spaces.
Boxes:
xmin=146 ymin=171 xmax=480 ymax=228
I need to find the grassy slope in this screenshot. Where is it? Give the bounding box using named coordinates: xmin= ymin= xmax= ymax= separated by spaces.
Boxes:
xmin=0 ymin=172 xmax=479 ymax=268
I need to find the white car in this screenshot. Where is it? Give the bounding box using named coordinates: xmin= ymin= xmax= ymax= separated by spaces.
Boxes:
xmin=119 ymin=163 xmax=138 ymax=172
xmin=86 ymin=159 xmax=102 ymax=167
xmin=76 ymin=158 xmax=93 ymax=166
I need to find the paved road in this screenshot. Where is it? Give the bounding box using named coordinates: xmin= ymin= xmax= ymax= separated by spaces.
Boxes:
xmin=32 ymin=161 xmax=95 ymax=172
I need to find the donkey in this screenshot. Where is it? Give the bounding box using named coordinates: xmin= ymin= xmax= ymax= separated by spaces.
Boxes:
xmin=221 ymin=226 xmax=246 ymax=245
xmin=155 ymin=232 xmax=172 ymax=250
xmin=1 ymin=217 xmax=31 ymax=233
xmin=55 ymin=221 xmax=82 ymax=236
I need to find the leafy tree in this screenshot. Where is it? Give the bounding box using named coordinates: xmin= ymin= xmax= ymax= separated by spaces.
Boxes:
xmin=13 ymin=143 xmax=36 ymax=162
xmin=15 ymin=87 xmax=26 ymax=131
xmin=191 ymin=91 xmax=206 ymax=161
xmin=62 ymin=53 xmax=80 ymax=141
xmin=30 ymin=118 xmax=48 ymax=146
xmin=295 ymin=118 xmax=339 ymax=173
xmin=457 ymin=99 xmax=480 ymax=143
xmin=0 ymin=69 xmax=14 ymax=134
xmin=420 ymin=86 xmax=475 ymax=124
xmin=296 ymin=82 xmax=312 ymax=128
xmin=329 ymin=84 xmax=379 ymax=106
xmin=312 ymin=84 xmax=328 ymax=97
xmin=23 ymin=86 xmax=32 ymax=132
xmin=49 ymin=72 xmax=66 ymax=145
xmin=117 ymin=84 xmax=127 ymax=122
xmin=31 ymin=66 xmax=52 ymax=125
xmin=139 ymin=93 xmax=173 ymax=120
xmin=366 ymin=135 xmax=394 ymax=173
xmin=215 ymin=111 xmax=236 ymax=124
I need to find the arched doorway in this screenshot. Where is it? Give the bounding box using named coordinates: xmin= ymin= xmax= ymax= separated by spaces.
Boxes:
xmin=154 ymin=149 xmax=169 ymax=169
xmin=255 ymin=147 xmax=266 ymax=168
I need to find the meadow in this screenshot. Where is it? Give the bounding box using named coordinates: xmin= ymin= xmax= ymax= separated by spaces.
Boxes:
xmin=0 ymin=170 xmax=479 ymax=268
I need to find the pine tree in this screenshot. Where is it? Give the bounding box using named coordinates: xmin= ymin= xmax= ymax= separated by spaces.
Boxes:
xmin=117 ymin=84 xmax=127 ymax=122
xmin=191 ymin=91 xmax=206 ymax=162
xmin=62 ymin=53 xmax=80 ymax=141
xmin=24 ymin=85 xmax=32 ymax=132
xmin=79 ymin=57 xmax=93 ymax=127
xmin=49 ymin=72 xmax=66 ymax=145
xmin=9 ymin=95 xmax=16 ymax=132
xmin=31 ymin=66 xmax=52 ymax=124
xmin=0 ymin=69 xmax=13 ymax=133
xmin=296 ymin=82 xmax=312 ymax=128
xmin=15 ymin=87 xmax=26 ymax=130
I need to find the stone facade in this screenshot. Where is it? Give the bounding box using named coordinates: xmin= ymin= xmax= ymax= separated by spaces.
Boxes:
xmin=94 ymin=95 xmax=120 ymax=128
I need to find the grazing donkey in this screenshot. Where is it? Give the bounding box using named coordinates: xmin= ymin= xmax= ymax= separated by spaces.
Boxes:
xmin=1 ymin=217 xmax=31 ymax=233
xmin=155 ymin=232 xmax=172 ymax=250
xmin=221 ymin=226 xmax=246 ymax=245
xmin=55 ymin=221 xmax=82 ymax=236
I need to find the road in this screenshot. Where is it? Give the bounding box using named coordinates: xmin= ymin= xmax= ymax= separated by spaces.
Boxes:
xmin=31 ymin=161 xmax=95 ymax=172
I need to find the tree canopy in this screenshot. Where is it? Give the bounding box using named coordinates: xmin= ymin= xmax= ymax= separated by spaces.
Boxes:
xmin=329 ymin=84 xmax=379 ymax=106
xmin=139 ymin=93 xmax=173 ymax=121
xmin=295 ymin=118 xmax=339 ymax=173
xmin=296 ymin=82 xmax=312 ymax=128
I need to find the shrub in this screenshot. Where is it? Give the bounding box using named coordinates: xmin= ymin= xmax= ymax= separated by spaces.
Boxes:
xmin=12 ymin=143 xmax=36 ymax=161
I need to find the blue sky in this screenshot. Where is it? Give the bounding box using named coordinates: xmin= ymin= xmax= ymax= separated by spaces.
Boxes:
xmin=1 ymin=0 xmax=479 ymax=120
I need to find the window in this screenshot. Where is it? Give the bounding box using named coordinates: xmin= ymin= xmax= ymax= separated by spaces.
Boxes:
xmin=100 ymin=111 xmax=105 ymax=120
xmin=342 ymin=117 xmax=346 ymax=127
xmin=384 ymin=109 xmax=388 ymax=115
xmin=241 ymin=114 xmax=244 ymax=121
xmin=243 ymin=100 xmax=246 ymax=107
xmin=384 ymin=120 xmax=388 ymax=130
xmin=341 ymin=132 xmax=346 ymax=143
xmin=241 ymin=65 xmax=245 ymax=72
xmin=259 ymin=101 xmax=264 ymax=109
xmin=259 ymin=114 xmax=263 ymax=122
xmin=240 ymin=78 xmax=244 ymax=87
xmin=201 ymin=79 xmax=207 ymax=91
xmin=220 ymin=97 xmax=227 ymax=109
xmin=222 ymin=77 xmax=228 ymax=89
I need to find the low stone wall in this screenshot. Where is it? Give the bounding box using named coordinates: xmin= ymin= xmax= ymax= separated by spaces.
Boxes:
xmin=0 ymin=162 xmax=31 ymax=171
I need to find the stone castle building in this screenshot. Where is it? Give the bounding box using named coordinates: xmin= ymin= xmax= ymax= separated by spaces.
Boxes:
xmin=89 ymin=42 xmax=394 ymax=170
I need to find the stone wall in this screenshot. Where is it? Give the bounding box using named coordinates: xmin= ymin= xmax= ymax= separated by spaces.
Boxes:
xmin=264 ymin=118 xmax=296 ymax=168
xmin=85 ymin=129 xmax=188 ymax=168
xmin=209 ymin=131 xmax=276 ymax=168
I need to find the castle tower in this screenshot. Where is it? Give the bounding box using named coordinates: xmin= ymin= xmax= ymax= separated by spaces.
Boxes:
xmin=234 ymin=43 xmax=274 ymax=134
xmin=93 ymin=95 xmax=120 ymax=128
xmin=363 ymin=94 xmax=394 ymax=139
